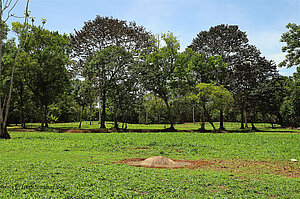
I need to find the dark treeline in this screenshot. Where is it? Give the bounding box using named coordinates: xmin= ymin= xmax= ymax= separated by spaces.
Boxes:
xmin=1 ymin=15 xmax=299 ymax=138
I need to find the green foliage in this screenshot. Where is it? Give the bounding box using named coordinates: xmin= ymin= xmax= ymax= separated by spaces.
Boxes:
xmin=138 ymin=32 xmax=195 ymax=127
xmin=85 ymin=45 xmax=134 ymax=128
xmin=0 ymin=39 xmax=17 ymax=95
xmin=279 ymin=23 xmax=300 ymax=68
xmin=72 ymin=79 xmax=96 ymax=108
xmin=188 ymin=83 xmax=233 ymax=129
xmin=143 ymin=94 xmax=167 ymax=124
xmin=13 ymin=22 xmax=70 ymax=106
xmin=190 ymin=83 xmax=232 ymax=110
xmin=280 ymin=67 xmax=300 ymax=127
xmin=3 ymin=20 xmax=298 ymax=130
xmin=47 ymin=114 xmax=58 ymax=124
xmin=190 ymin=52 xmax=227 ymax=84
xmin=12 ymin=22 xmax=70 ymax=129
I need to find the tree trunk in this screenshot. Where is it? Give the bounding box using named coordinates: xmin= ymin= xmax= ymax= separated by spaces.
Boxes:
xmin=200 ymin=107 xmax=205 ymax=131
xmin=203 ymin=105 xmax=215 ymax=131
xmin=145 ymin=107 xmax=148 ymax=125
xmin=251 ymin=112 xmax=258 ymax=131
xmin=113 ymin=112 xmax=119 ymax=129
xmin=1 ymin=1 xmax=30 ymax=137
xmin=251 ymin=122 xmax=257 ymax=131
xmin=192 ymin=105 xmax=195 ymax=124
xmin=100 ymin=91 xmax=106 ymax=129
xmin=44 ymin=105 xmax=48 ymax=128
xmin=98 ymin=98 xmax=101 ymax=124
xmin=0 ymin=126 xmax=11 ymax=139
xmin=89 ymin=104 xmax=92 ymax=125
xmin=240 ymin=107 xmax=245 ymax=129
xmin=79 ymin=106 xmax=83 ymax=129
xmin=266 ymin=114 xmax=274 ymax=129
xmin=138 ymin=106 xmax=141 ymax=124
xmin=40 ymin=103 xmax=45 ymax=131
xmin=245 ymin=111 xmax=248 ymax=128
xmin=164 ymin=99 xmax=174 ymax=130
xmin=19 ymin=85 xmax=25 ymax=128
xmin=209 ymin=121 xmax=216 ymax=131
xmin=219 ymin=109 xmax=225 ymax=130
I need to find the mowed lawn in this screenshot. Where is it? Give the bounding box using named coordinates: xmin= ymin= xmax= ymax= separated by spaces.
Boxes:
xmin=0 ymin=130 xmax=299 ymax=198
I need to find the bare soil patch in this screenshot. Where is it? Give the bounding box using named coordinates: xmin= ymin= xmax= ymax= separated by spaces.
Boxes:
xmin=212 ymin=159 xmax=300 ymax=178
xmin=115 ymin=157 xmax=299 ymax=178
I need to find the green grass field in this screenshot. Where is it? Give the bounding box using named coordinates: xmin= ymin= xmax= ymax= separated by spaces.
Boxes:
xmin=1 ymin=124 xmax=299 ymax=198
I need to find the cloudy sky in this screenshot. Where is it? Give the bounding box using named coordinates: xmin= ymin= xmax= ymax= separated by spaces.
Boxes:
xmin=8 ymin=0 xmax=300 ymax=76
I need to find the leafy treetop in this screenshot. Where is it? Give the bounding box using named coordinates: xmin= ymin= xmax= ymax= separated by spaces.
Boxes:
xmin=279 ymin=23 xmax=300 ymax=68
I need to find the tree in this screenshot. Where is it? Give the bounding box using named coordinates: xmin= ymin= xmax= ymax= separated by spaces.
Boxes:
xmin=0 ymin=0 xmax=30 ymax=139
xmin=188 ymin=83 xmax=233 ymax=131
xmin=231 ymin=44 xmax=278 ymax=129
xmin=250 ymin=76 xmax=287 ymax=128
xmin=85 ymin=45 xmax=133 ymax=128
xmin=13 ymin=22 xmax=70 ymax=131
xmin=188 ymin=24 xmax=248 ymax=130
xmin=138 ymin=32 xmax=193 ymax=129
xmin=108 ymin=74 xmax=138 ymax=129
xmin=279 ymin=23 xmax=300 ymax=68
xmin=70 ymin=15 xmax=153 ymax=128
xmin=280 ymin=67 xmax=300 ymax=127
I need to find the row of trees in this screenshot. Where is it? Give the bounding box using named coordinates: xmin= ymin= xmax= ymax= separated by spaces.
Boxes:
xmin=1 ymin=12 xmax=299 ymax=138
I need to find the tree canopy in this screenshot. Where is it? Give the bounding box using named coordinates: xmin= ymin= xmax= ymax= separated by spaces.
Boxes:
xmin=279 ymin=23 xmax=300 ymax=68
xmin=1 ymin=12 xmax=299 ymax=139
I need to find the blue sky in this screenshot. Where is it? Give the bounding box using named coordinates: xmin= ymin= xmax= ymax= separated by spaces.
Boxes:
xmin=8 ymin=0 xmax=300 ymax=76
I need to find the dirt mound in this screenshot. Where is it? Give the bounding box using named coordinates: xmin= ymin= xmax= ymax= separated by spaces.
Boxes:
xmin=116 ymin=157 xmax=212 ymax=169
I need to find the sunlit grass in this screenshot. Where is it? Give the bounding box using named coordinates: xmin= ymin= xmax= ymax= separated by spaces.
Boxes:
xmin=1 ymin=132 xmax=299 ymax=198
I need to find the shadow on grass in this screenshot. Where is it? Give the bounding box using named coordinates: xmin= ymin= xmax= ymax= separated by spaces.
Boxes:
xmin=9 ymin=126 xmax=300 ymax=134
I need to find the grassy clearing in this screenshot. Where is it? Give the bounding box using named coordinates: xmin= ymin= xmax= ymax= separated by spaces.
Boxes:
xmin=1 ymin=131 xmax=299 ymax=198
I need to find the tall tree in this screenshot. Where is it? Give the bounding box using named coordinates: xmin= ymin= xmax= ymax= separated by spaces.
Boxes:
xmin=13 ymin=22 xmax=70 ymax=131
xmin=70 ymin=15 xmax=153 ymax=128
xmin=138 ymin=32 xmax=193 ymax=129
xmin=278 ymin=23 xmax=300 ymax=127
xmin=188 ymin=24 xmax=248 ymax=130
xmin=250 ymin=76 xmax=287 ymax=128
xmin=0 ymin=0 xmax=30 ymax=139
xmin=108 ymin=74 xmax=138 ymax=129
xmin=84 ymin=45 xmax=133 ymax=128
xmin=279 ymin=23 xmax=300 ymax=68
xmin=280 ymin=68 xmax=300 ymax=127
xmin=230 ymin=44 xmax=277 ymax=129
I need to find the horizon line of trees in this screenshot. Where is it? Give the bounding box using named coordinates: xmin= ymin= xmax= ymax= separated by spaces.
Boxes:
xmin=1 ymin=13 xmax=299 ymax=139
